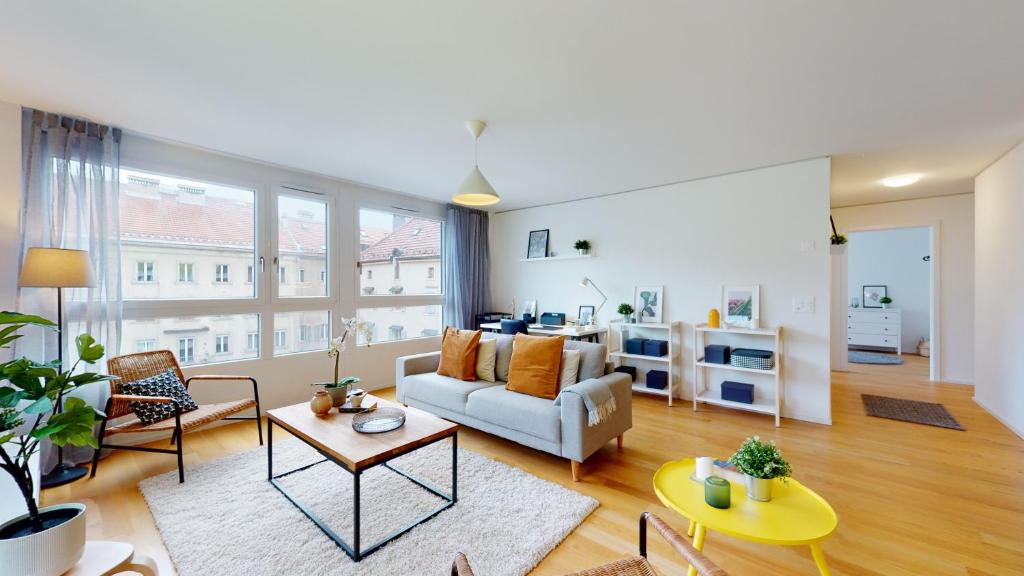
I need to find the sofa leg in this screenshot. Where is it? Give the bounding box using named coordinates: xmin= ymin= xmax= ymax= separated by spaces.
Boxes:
xmin=570 ymin=460 xmax=581 ymax=482
xmin=617 ymin=433 xmax=624 ymax=450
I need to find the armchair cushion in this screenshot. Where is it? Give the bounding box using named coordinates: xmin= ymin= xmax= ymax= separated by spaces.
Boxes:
xmin=120 ymin=368 xmax=198 ymax=425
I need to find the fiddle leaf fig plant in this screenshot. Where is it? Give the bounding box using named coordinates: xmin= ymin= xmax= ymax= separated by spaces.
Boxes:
xmin=0 ymin=312 xmax=112 ymax=533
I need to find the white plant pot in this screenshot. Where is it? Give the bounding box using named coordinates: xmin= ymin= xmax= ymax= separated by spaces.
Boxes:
xmin=744 ymin=475 xmax=774 ymax=502
xmin=577 ymin=248 xmax=589 ymax=256
xmin=0 ymin=503 xmax=86 ymax=576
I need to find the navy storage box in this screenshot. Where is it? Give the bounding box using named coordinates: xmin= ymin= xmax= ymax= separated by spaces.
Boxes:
xmin=646 ymin=369 xmax=668 ymax=389
xmin=721 ymin=381 xmax=755 ymax=404
xmin=643 ymin=339 xmax=668 ymax=357
xmin=704 ymin=344 xmax=730 ymax=364
xmin=614 ymin=366 xmax=637 ymax=381
xmin=625 ymin=338 xmax=646 ymax=355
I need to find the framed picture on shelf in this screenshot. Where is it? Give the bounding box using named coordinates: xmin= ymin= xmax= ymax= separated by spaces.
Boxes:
xmin=722 ymin=284 xmax=760 ymax=328
xmin=862 ymin=285 xmax=887 ymax=308
xmin=527 ymin=229 xmax=550 ymax=259
xmin=522 ymin=299 xmax=538 ymax=319
xmin=578 ymin=305 xmax=595 ymax=326
xmin=634 ymin=285 xmax=663 ymax=323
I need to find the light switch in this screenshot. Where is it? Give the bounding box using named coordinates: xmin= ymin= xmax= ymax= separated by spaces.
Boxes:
xmin=792 ymin=296 xmax=815 ymax=313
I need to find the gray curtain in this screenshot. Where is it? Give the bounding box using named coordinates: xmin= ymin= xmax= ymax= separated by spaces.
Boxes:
xmin=443 ymin=204 xmax=490 ymax=329
xmin=18 ymin=108 xmax=123 ymax=471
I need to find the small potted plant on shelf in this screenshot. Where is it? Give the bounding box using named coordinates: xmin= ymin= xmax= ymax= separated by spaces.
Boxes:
xmin=879 ymin=296 xmax=892 ymax=309
xmin=574 ymin=240 xmax=591 ymax=256
xmin=316 ymin=317 xmax=371 ymax=407
xmin=0 ymin=312 xmax=112 ymax=576
xmin=617 ymin=303 xmax=634 ymax=324
xmin=729 ymin=435 xmax=792 ymax=502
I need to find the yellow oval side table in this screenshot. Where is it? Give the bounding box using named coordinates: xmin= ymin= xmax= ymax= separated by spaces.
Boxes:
xmin=654 ymin=458 xmax=838 ymax=575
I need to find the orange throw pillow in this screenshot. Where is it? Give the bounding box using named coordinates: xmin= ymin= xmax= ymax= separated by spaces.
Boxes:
xmin=506 ymin=333 xmax=565 ymax=400
xmin=437 ymin=326 xmax=483 ymax=381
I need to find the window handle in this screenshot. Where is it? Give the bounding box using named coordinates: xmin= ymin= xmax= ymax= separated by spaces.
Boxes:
xmin=259 ymin=256 xmax=265 ymax=272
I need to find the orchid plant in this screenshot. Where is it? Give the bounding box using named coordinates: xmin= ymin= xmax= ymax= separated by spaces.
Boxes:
xmin=323 ymin=317 xmax=373 ymax=389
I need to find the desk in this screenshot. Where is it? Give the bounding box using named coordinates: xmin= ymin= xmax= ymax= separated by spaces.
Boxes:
xmin=653 ymin=458 xmax=837 ymax=576
xmin=479 ymin=322 xmax=607 ymax=342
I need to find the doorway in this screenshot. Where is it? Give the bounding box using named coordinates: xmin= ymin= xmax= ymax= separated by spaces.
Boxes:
xmin=843 ymin=225 xmax=939 ymax=381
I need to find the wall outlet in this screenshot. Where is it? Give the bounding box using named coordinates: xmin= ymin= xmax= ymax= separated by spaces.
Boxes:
xmin=792 ymin=296 xmax=815 ymax=313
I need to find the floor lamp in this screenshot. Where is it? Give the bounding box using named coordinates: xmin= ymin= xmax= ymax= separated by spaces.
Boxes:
xmin=19 ymin=247 xmax=97 ymax=488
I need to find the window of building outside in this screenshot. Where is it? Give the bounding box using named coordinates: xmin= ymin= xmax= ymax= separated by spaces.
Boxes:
xmin=274 ymin=329 xmax=287 ymax=349
xmin=277 ymin=194 xmax=327 ymax=298
xmin=357 ymin=208 xmax=443 ymax=344
xmin=247 ymin=265 xmax=254 ymax=284
xmin=215 ymin=264 xmax=230 ymax=283
xmin=136 ymin=339 xmax=156 ymax=353
xmin=320 ymin=270 xmax=326 ymax=284
xmin=178 ymin=337 xmax=195 ymax=365
xmin=178 ymin=262 xmax=194 ymax=283
xmin=215 ymin=334 xmax=230 ymax=354
xmin=278 ymin=267 xmax=287 ymax=284
xmin=274 ymin=310 xmax=329 ymax=355
xmin=246 ymin=332 xmax=259 ymax=352
xmin=136 ymin=261 xmax=155 ymax=283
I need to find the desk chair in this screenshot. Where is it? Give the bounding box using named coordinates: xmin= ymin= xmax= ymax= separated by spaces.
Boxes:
xmin=500 ymin=319 xmax=529 ymax=335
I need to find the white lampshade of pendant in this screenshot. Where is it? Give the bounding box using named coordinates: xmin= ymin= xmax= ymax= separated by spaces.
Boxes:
xmin=453 ymin=165 xmax=500 ymax=206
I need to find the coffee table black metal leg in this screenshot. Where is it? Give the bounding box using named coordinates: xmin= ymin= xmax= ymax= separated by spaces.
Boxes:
xmin=353 ymin=470 xmax=361 ymax=561
xmin=452 ymin=432 xmax=458 ymax=503
xmin=267 ymin=419 xmax=273 ymax=481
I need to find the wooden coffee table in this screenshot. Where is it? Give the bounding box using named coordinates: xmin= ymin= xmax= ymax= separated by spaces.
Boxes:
xmin=267 ymin=395 xmax=458 ymax=561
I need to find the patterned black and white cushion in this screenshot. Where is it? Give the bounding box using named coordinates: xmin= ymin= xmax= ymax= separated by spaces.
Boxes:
xmin=120 ymin=369 xmax=199 ymax=425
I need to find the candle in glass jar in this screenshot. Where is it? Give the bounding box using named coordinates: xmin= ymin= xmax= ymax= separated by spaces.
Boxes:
xmin=704 ymin=476 xmax=731 ymax=509
xmin=695 ymin=457 xmax=714 ymax=480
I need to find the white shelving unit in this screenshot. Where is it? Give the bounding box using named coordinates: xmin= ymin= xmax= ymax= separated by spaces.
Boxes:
xmin=519 ymin=254 xmax=593 ymax=262
xmin=609 ymin=320 xmax=683 ymax=406
xmin=692 ymin=323 xmax=784 ymax=426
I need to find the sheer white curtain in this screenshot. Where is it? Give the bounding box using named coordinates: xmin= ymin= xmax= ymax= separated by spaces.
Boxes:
xmin=17 ymin=108 xmax=123 ymax=471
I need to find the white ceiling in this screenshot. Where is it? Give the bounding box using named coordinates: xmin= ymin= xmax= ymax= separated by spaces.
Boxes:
xmin=1 ymin=1 xmax=1022 ymax=210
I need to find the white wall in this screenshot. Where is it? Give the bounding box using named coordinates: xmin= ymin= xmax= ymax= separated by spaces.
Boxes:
xmin=974 ymin=141 xmax=1024 ymax=438
xmin=490 ymin=158 xmax=833 ymax=424
xmin=848 ymin=227 xmax=931 ymax=351
xmin=832 ymin=194 xmax=974 ymax=384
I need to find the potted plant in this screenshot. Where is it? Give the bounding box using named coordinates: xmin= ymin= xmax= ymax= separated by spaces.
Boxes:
xmin=616 ymin=303 xmax=634 ymax=324
xmin=729 ymin=435 xmax=792 ymax=502
xmin=880 ymin=296 xmax=892 ymax=309
xmin=830 ymin=233 xmax=847 ymax=245
xmin=0 ymin=312 xmax=112 ymax=576
xmin=315 ymin=317 xmax=371 ymax=407
xmin=574 ymin=240 xmax=591 ymax=256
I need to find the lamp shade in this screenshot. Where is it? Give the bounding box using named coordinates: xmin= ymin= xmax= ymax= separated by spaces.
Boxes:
xmin=19 ymin=248 xmax=96 ymax=288
xmin=453 ymin=165 xmax=500 ymax=206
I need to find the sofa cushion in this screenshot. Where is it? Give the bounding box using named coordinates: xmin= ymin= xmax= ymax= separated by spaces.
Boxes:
xmin=559 ymin=349 xmax=581 ymax=390
xmin=437 ymin=326 xmax=482 ymax=381
xmin=465 ymin=385 xmax=561 ymax=443
xmin=507 ymin=334 xmax=564 ymax=400
xmin=403 ymin=372 xmax=498 ymax=414
xmin=481 ymin=333 xmax=515 ymax=382
xmin=562 ymin=340 xmax=608 ymax=380
xmin=476 ymin=338 xmax=497 ymax=382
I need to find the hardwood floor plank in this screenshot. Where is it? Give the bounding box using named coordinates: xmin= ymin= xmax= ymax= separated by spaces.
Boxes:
xmin=42 ymin=355 xmax=1024 ymax=575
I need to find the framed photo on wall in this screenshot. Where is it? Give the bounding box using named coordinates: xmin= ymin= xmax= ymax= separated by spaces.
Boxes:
xmin=527 ymin=229 xmax=550 ymax=259
xmin=634 ymin=285 xmax=664 ymax=323
xmin=578 ymin=305 xmax=595 ymax=326
xmin=862 ymin=285 xmax=887 ymax=308
xmin=722 ymin=284 xmax=760 ymax=328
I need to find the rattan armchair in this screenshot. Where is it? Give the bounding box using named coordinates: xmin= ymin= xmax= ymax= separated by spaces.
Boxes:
xmin=452 ymin=512 xmax=727 ymax=576
xmin=89 ymin=350 xmax=263 ymax=483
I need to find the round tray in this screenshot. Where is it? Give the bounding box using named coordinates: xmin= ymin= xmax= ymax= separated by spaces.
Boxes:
xmin=352 ymin=407 xmax=406 ymax=434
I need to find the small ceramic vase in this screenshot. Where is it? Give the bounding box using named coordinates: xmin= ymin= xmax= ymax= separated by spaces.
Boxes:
xmin=325 ymin=384 xmax=348 ymax=407
xmin=310 ymin=390 xmax=332 ymax=416
xmin=708 ymin=308 xmax=721 ymax=329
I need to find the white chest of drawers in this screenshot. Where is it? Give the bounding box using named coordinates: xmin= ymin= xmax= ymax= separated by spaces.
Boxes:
xmin=848 ymin=308 xmax=902 ymax=354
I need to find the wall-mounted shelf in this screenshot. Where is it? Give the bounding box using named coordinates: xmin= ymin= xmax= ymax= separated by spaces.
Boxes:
xmin=520 ymin=254 xmax=593 ymax=262
xmin=692 ymin=323 xmax=784 ymax=426
xmin=609 ymin=320 xmax=683 ymax=406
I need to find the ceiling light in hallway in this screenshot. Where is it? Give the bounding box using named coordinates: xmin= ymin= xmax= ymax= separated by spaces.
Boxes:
xmin=881 ymin=174 xmax=922 ymax=187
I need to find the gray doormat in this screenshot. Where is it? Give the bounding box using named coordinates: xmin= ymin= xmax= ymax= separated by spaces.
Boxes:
xmin=849 ymin=351 xmax=904 ymax=365
xmin=862 ymin=394 xmax=965 ymax=431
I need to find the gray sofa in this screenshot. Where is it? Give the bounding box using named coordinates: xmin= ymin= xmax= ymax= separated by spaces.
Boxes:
xmin=395 ymin=334 xmax=632 ymax=481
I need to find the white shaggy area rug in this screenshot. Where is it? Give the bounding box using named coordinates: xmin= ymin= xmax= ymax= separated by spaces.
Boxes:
xmin=139 ymin=438 xmax=597 ymax=575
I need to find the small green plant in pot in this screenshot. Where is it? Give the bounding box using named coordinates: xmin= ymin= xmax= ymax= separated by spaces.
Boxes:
xmin=879 ymin=296 xmax=892 ymax=309
xmin=616 ymin=303 xmax=634 ymax=324
xmin=574 ymin=239 xmax=591 ymax=255
xmin=729 ymin=435 xmax=792 ymax=502
xmin=0 ymin=311 xmax=112 ymax=575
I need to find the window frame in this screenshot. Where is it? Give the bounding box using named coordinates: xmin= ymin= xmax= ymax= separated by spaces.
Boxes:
xmin=354 ymin=205 xmax=445 ymax=346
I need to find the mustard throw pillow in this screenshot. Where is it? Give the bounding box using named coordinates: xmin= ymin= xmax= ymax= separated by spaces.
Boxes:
xmin=437 ymin=326 xmax=482 ymax=381
xmin=506 ymin=334 xmax=564 ymax=399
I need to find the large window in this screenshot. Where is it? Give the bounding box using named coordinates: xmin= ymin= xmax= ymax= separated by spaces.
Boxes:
xmin=123 ymin=315 xmax=260 ymax=364
xmin=274 ymin=310 xmax=330 ymax=355
xmin=277 ymin=194 xmax=327 ymax=298
xmin=120 ymin=168 xmax=256 ymax=300
xmin=356 ymin=208 xmax=443 ymax=344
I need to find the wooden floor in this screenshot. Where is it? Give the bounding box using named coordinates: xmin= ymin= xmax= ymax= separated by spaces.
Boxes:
xmin=44 ymin=354 xmax=1024 ymax=575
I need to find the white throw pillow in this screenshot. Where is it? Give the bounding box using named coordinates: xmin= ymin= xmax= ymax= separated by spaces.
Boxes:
xmin=476 ymin=338 xmax=497 ymax=382
xmin=558 ymin=349 xmax=582 ymax=390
